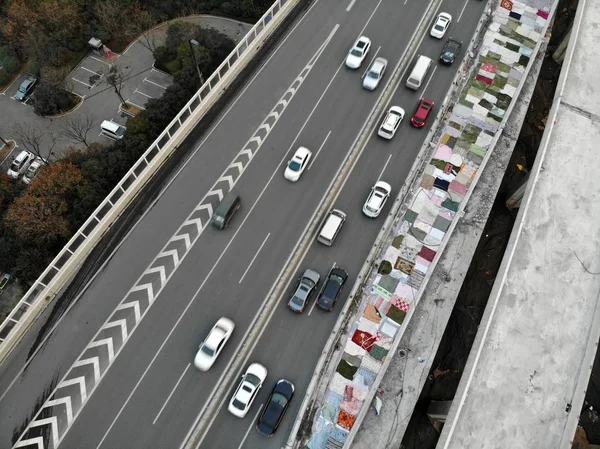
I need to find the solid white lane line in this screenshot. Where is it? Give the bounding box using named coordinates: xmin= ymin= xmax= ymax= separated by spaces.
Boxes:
xmin=237 ymin=404 xmax=263 ymax=449
xmin=0 ymin=0 xmax=331 ymax=411
xmin=308 ymin=130 xmax=332 ymax=170
xmin=361 ymin=46 xmax=381 ymax=79
xmin=346 ymin=0 xmax=357 ymax=12
xmin=152 ymin=363 xmax=191 ymax=425
xmin=421 ymin=65 xmax=437 ymax=99
xmin=239 ymin=233 xmax=271 ymax=284
xmin=377 ymin=154 xmax=393 ymax=183
xmin=457 ymin=0 xmax=470 ymax=23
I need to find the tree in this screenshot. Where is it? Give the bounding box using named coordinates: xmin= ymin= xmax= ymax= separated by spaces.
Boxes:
xmin=60 ymin=113 xmax=96 ymax=149
xmin=104 ymin=65 xmax=130 ymax=107
xmin=94 ymin=1 xmax=155 ymax=45
xmin=5 ymin=161 xmax=83 ymax=246
xmin=33 ymin=82 xmax=77 ymax=116
xmin=11 ymin=123 xmax=55 ymax=159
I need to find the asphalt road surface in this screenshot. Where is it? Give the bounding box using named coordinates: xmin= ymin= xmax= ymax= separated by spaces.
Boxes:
xmin=0 ymin=0 xmax=487 ymax=448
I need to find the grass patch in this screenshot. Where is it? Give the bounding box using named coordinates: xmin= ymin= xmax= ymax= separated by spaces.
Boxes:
xmin=120 ymin=102 xmax=144 ymax=117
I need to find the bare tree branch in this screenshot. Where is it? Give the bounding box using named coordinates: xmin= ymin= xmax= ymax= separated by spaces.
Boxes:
xmin=60 ymin=113 xmax=97 ymax=149
xmin=11 ymin=123 xmax=55 ymax=160
xmin=103 ymin=64 xmax=131 ymax=106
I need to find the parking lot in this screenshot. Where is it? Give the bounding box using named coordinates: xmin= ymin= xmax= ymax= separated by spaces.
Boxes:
xmin=126 ymin=67 xmax=172 ymax=111
xmin=3 ymin=73 xmax=37 ymax=108
xmin=69 ymin=54 xmax=112 ymax=97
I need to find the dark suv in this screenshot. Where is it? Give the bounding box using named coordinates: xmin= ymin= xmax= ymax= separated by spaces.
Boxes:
xmin=440 ymin=38 xmax=462 ymax=65
xmin=316 ymin=267 xmax=348 ymax=311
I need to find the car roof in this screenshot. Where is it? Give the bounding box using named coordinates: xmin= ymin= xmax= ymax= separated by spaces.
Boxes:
xmin=294 ymin=146 xmax=310 ymax=158
xmin=383 ymin=113 xmax=399 ymax=128
xmin=21 ymin=78 xmax=34 ymax=87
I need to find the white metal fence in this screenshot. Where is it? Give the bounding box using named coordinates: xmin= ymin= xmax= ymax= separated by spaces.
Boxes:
xmin=0 ymin=0 xmax=296 ymax=359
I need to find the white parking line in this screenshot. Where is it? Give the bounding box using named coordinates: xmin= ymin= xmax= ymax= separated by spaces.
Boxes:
xmin=362 ymin=46 xmax=381 ymax=79
xmin=421 ymin=65 xmax=437 ymax=98
xmin=237 ymin=404 xmax=263 ymax=449
xmin=71 ymin=77 xmax=92 ymax=88
xmin=346 ymin=0 xmax=357 ymax=11
xmin=308 ymin=262 xmax=337 ymax=316
xmin=90 ymin=56 xmax=112 ymax=66
xmin=377 ymin=154 xmax=393 ymax=182
xmin=144 ymin=78 xmax=168 ymax=89
xmin=152 ymin=363 xmax=191 ymax=425
xmin=134 ymin=88 xmax=154 ymax=99
xmin=80 ymin=66 xmax=102 ymax=76
xmin=308 ymin=130 xmax=332 ymax=170
xmin=457 ymin=0 xmax=470 ymax=22
xmin=239 ymin=233 xmax=271 ymax=284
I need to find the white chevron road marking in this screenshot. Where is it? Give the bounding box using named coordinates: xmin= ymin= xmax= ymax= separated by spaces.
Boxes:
xmin=60 ymin=377 xmax=88 ymax=404
xmin=103 ymin=319 xmax=128 ymax=344
xmin=158 ymin=249 xmax=181 ymax=266
xmin=46 ymin=396 xmax=74 ymax=423
xmin=13 ymin=20 xmax=332 ymax=449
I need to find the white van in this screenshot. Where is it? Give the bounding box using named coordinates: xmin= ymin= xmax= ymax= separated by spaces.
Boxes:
xmin=406 ymin=55 xmax=433 ymax=90
xmin=7 ymin=150 xmax=35 ymax=179
xmin=317 ymin=209 xmax=346 ymax=246
xmin=100 ymin=120 xmax=126 ymax=140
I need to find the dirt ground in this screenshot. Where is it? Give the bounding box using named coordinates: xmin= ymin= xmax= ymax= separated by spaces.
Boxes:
xmin=397 ymin=0 xmax=596 ymax=447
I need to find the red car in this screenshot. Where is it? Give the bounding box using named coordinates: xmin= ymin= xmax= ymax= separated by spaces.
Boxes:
xmin=410 ymin=98 xmax=435 ymax=128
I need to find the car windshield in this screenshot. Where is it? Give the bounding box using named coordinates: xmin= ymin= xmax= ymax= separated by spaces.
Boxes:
xmin=9 ymin=161 xmax=20 ymax=172
xmin=201 ymin=344 xmax=215 ymax=356
xmin=232 ymin=398 xmax=246 ymax=410
xmin=288 ymin=160 xmax=301 ymax=171
xmin=245 ymin=373 xmax=261 ymax=386
xmin=350 ymin=48 xmax=362 ymax=57
xmin=368 ymin=70 xmax=379 ymax=79
xmin=434 ymin=24 xmax=444 ymax=31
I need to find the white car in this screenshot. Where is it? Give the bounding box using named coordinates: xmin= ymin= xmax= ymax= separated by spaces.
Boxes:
xmin=430 ymin=12 xmax=452 ymax=39
xmin=378 ymin=106 xmax=405 ymax=139
xmin=363 ymin=57 xmax=387 ymax=91
xmin=362 ymin=181 xmax=392 ymax=218
xmin=284 ymin=146 xmax=312 ymax=182
xmin=345 ymin=36 xmax=371 ymax=69
xmin=228 ymin=363 xmax=268 ymax=418
xmin=7 ymin=150 xmax=35 ymax=179
xmin=194 ymin=317 xmax=235 ymax=371
xmin=22 ymin=157 xmax=47 ymax=184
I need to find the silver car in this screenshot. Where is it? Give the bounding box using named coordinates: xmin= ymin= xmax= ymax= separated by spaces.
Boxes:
xmin=363 ymin=57 xmax=388 ymax=91
xmin=287 ymin=269 xmax=320 ymax=313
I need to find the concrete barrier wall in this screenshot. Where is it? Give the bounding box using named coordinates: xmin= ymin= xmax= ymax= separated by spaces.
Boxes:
xmin=0 ymin=0 xmax=303 ymax=365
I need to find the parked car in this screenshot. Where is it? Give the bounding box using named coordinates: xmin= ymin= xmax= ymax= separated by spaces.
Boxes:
xmin=440 ymin=38 xmax=462 ymax=65
xmin=362 ymin=181 xmax=392 ymax=218
xmin=362 ymin=57 xmax=387 ymax=91
xmin=284 ymin=146 xmax=312 ymax=182
xmin=228 ymin=363 xmax=268 ymax=418
xmin=7 ymin=150 xmax=35 ymax=179
xmin=316 ymin=267 xmax=348 ymax=311
xmin=410 ymin=98 xmax=435 ymax=128
xmin=346 ymin=36 xmax=371 ymax=69
xmin=256 ymin=379 xmax=295 ymax=437
xmin=287 ymin=269 xmax=320 ymax=313
xmin=15 ymin=76 xmax=37 ymax=101
xmin=430 ymin=12 xmax=452 ymax=39
xmin=377 ymin=106 xmax=405 ymax=139
xmin=194 ymin=317 xmax=235 ymax=371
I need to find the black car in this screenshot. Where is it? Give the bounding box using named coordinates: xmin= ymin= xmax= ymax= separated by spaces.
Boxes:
xmin=316 ymin=267 xmax=348 ymax=311
xmin=256 ymin=379 xmax=295 ymax=437
xmin=440 ymin=38 xmax=462 ymax=64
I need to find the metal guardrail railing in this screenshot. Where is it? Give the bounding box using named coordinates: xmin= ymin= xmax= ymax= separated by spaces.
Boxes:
xmin=0 ymin=0 xmax=292 ymax=351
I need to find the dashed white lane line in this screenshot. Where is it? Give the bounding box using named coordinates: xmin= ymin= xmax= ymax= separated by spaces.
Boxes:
xmin=346 ymin=0 xmax=357 ymax=12
xmin=421 ymin=65 xmax=438 ymax=98
xmin=237 ymin=404 xmax=264 ymax=449
xmin=377 ymin=154 xmax=393 ymax=183
xmin=308 ymin=130 xmax=332 ymax=171
xmin=152 ymin=363 xmax=191 ymax=425
xmin=239 ymin=233 xmax=271 ymax=284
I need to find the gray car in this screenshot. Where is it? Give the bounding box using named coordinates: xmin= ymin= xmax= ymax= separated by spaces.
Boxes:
xmin=287 ymin=269 xmax=320 ymax=313
xmin=362 ymin=57 xmax=388 ymax=91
